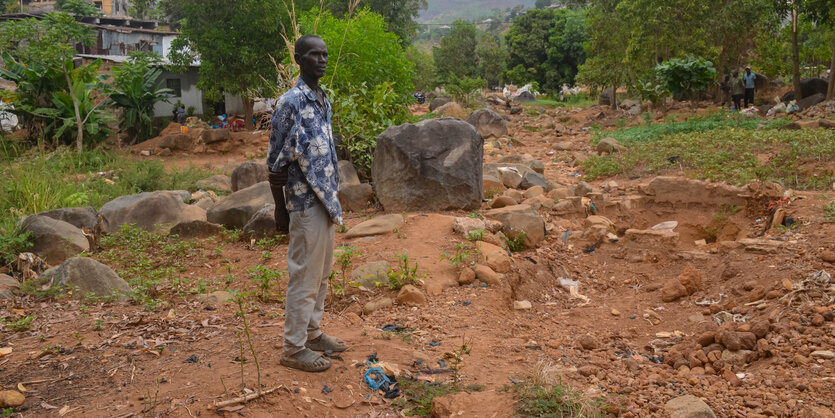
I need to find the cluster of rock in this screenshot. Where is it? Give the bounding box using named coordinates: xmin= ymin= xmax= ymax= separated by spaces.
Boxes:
xmin=139 ymin=122 xmax=235 ymax=157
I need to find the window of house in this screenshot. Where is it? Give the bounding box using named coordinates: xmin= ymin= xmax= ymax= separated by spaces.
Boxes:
xmin=166 ymin=79 xmax=182 ymax=97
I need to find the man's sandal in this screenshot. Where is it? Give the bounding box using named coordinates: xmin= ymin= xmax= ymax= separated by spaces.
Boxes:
xmin=306 ymin=334 xmax=348 ymax=352
xmin=279 ymin=348 xmax=331 ymax=372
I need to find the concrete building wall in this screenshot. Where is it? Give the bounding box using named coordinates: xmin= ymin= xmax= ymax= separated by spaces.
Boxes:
xmin=153 ymin=69 xmax=203 ymax=118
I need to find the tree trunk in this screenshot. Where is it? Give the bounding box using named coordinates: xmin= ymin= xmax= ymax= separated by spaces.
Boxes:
xmin=243 ymin=98 xmax=254 ymax=130
xmin=64 ymin=70 xmax=84 ymax=152
xmin=611 ymin=85 xmax=618 ymax=110
xmin=791 ymin=8 xmax=802 ymax=100
xmin=828 ymin=36 xmax=835 ymax=100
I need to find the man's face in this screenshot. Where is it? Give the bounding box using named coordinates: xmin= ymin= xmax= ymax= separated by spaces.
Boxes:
xmin=298 ymin=38 xmax=328 ymax=80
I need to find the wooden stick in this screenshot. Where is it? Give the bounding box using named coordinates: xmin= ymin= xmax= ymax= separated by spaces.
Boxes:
xmin=212 ymin=386 xmax=282 ymax=408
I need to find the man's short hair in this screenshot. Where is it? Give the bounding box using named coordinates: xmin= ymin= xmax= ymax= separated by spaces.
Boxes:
xmin=295 ymin=35 xmax=323 ymax=56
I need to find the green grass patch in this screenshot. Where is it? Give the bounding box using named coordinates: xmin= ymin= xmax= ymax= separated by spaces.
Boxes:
xmin=590 ymin=112 xmax=788 ymax=145
xmin=0 ymin=146 xmax=212 ymax=262
xmin=513 ymin=382 xmax=611 ymax=417
xmin=394 ymin=380 xmax=484 ymax=417
xmin=521 ymin=93 xmax=594 ymax=109
xmin=825 ymin=201 xmax=835 ymax=223
xmin=581 ymin=113 xmax=833 ymax=189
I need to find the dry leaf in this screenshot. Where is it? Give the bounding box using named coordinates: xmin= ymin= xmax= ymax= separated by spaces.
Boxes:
xmin=12 ymin=308 xmax=24 ymax=316
xmin=0 ymin=347 xmax=12 ymax=357
xmin=58 ymin=405 xmax=70 ymax=416
xmin=17 ymin=383 xmax=28 ymax=392
xmin=166 ymin=309 xmax=176 ymax=320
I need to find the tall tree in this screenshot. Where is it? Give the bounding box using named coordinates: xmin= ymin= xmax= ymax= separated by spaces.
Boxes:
xmin=432 ymin=20 xmax=479 ymax=83
xmin=328 ymin=0 xmax=427 ymax=46
xmin=576 ymin=0 xmax=628 ymax=107
xmin=0 ymin=12 xmax=101 ymax=151
xmin=55 ymin=0 xmax=101 ymax=16
xmin=476 ymin=34 xmax=508 ymax=89
xmin=166 ymin=0 xmax=308 ymax=129
xmin=505 ymin=8 xmax=587 ymax=92
xmin=803 ymin=0 xmax=835 ymax=99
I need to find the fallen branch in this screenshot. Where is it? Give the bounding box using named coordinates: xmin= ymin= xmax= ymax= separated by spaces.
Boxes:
xmin=212 ymin=386 xmax=283 ymax=408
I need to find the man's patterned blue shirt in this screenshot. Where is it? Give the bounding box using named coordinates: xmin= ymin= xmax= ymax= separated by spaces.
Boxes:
xmin=267 ymin=78 xmax=342 ymax=225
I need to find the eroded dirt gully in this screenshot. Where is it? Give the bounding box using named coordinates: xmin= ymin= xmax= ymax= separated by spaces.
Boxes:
xmin=1 ymin=103 xmax=834 ymax=418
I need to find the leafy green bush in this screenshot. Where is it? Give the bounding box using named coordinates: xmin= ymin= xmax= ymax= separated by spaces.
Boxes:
xmin=654 ymin=56 xmax=717 ymax=100
xmin=444 ymin=76 xmax=486 ymax=108
xmin=107 ymin=52 xmax=172 ymax=144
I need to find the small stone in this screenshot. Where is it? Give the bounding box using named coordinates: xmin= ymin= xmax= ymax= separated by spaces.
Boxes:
xmin=513 ymin=300 xmax=532 ymax=310
xmin=792 ymin=354 xmax=809 ymax=366
xmin=610 ymin=308 xmax=621 ymax=316
xmin=0 ymin=390 xmax=24 ymax=407
xmin=811 ymin=314 xmax=825 ymax=326
xmin=810 ymin=350 xmax=835 ymax=360
xmin=577 ymin=365 xmax=597 ymax=377
xmin=820 ymin=251 xmax=835 ymax=263
xmin=396 ymin=285 xmax=427 ymax=306
xmin=363 ymin=297 xmax=393 ymax=315
xmin=577 ymin=334 xmax=598 ymax=350
xmin=473 ymin=264 xmax=501 ymax=286
xmin=458 ymin=267 xmax=476 ymax=285
xmin=664 ymin=394 xmax=716 ymax=418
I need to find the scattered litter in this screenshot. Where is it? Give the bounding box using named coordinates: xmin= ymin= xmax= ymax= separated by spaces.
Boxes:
xmin=650 ymin=221 xmax=678 ymax=232
xmin=712 ymin=311 xmax=750 ymax=325
xmin=695 ymin=294 xmax=725 ymax=306
xmin=363 ymin=367 xmax=399 ymax=398
xmin=628 ymin=315 xmax=637 ymax=319
xmin=437 ymin=359 xmax=448 ymax=369
xmin=184 ymin=355 xmax=199 ymax=363
xmin=561 ymin=230 xmax=572 ymax=244
xmin=559 ymin=277 xmax=591 ymax=304
xmin=427 ymin=341 xmax=441 ymax=347
xmin=367 ymin=353 xmax=379 ymax=363
xmin=323 ymin=350 xmax=343 ymax=361
xmin=381 ymin=324 xmax=406 ymax=332
xmin=322 ymin=384 xmax=332 ymax=394
xmin=653 ymin=306 xmax=666 ymax=311
xmin=783 ymin=270 xmax=833 ymax=310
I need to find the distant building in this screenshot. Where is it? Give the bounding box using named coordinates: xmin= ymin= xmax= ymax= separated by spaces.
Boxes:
xmin=0 ymin=11 xmax=244 ymax=118
xmin=19 ymin=0 xmax=130 ymax=17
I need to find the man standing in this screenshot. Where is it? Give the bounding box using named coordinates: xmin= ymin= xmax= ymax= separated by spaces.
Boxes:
xmin=267 ymin=35 xmax=346 ymax=372
xmin=731 ymin=71 xmax=744 ymax=111
xmin=743 ymin=67 xmax=756 ymax=108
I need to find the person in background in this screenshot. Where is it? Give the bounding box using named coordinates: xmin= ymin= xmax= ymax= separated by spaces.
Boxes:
xmin=731 ymin=71 xmax=744 ymax=111
xmin=720 ymin=74 xmax=731 ymax=108
xmin=743 ymin=67 xmax=756 ymax=108
xmin=176 ymin=105 xmax=186 ymax=124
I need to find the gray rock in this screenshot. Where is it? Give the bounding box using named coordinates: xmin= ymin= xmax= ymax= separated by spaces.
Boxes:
xmin=519 ymin=171 xmax=554 ymax=191
xmin=345 ymin=214 xmax=404 ymax=239
xmin=516 ymin=91 xmax=536 ymax=102
xmin=466 ymin=108 xmax=508 ymax=139
xmin=429 ymin=97 xmax=451 ymax=112
xmin=207 ymin=181 xmax=274 ymax=229
xmin=574 ymin=181 xmax=593 ymax=197
xmin=664 ymin=395 xmax=717 ymax=418
xmin=372 ymin=118 xmax=483 ymax=211
xmin=159 ymin=134 xmax=193 ymax=151
xmin=231 ymin=160 xmax=269 ymax=192
xmin=42 ymin=257 xmax=131 ymax=300
xmin=337 ymin=160 xmax=361 ymax=187
xmin=483 ymin=204 xmax=546 ymax=248
xmin=170 ymin=220 xmax=223 ymax=239
xmin=38 ymin=206 xmax=98 ymax=230
xmin=196 ymin=175 xmax=232 ymax=194
xmin=202 ymin=128 xmax=230 ymax=144
xmin=243 ymin=204 xmax=277 ymax=239
xmin=351 ymin=261 xmax=391 ymax=287
xmin=499 ymin=169 xmax=523 ymax=189
xmin=452 ymin=217 xmax=486 ymax=237
xmin=339 ymin=183 xmax=374 ymax=212
xmin=21 ymin=215 xmax=89 ymax=265
xmin=99 ymin=191 xmax=206 ymax=234
xmin=0 ymin=274 xmax=20 ymax=300
xmin=496 ymin=155 xmax=545 ymax=174
xmin=599 ymin=87 xmax=615 ymax=106
xmin=797 ymin=93 xmax=825 ymax=110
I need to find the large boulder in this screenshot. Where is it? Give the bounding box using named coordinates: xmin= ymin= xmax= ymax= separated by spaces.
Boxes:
xmin=159 ymin=134 xmax=193 ymax=151
xmin=231 ymin=160 xmax=270 ymax=192
xmin=196 ymin=175 xmax=232 ymax=194
xmin=339 ymin=183 xmax=374 ymax=212
xmin=42 ymin=257 xmax=131 ymax=300
xmin=782 ymin=78 xmax=830 ymax=102
xmin=99 ymin=191 xmax=206 ymax=234
xmin=483 ymin=204 xmax=545 ymax=248
xmin=37 ymin=206 xmax=98 ymax=230
xmin=434 ymin=102 xmax=468 ymax=119
xmin=207 ymin=181 xmax=274 ymax=229
xmin=372 ymin=118 xmax=483 ymax=211
xmin=429 ymin=97 xmax=451 ymax=112
xmin=243 ymin=204 xmax=276 ymax=239
xmin=20 ymin=215 xmax=89 ymax=265
xmin=466 ymin=108 xmax=508 ymax=139
xmin=797 ymin=93 xmax=825 ymax=111
xmin=515 ymin=91 xmax=536 ymax=103
xmin=202 ymin=128 xmax=230 ymax=144
xmin=345 ymin=214 xmax=404 ymax=239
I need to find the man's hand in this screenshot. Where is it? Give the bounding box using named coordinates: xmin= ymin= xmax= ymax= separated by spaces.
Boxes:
xmin=269 ymin=168 xmax=290 ymax=234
